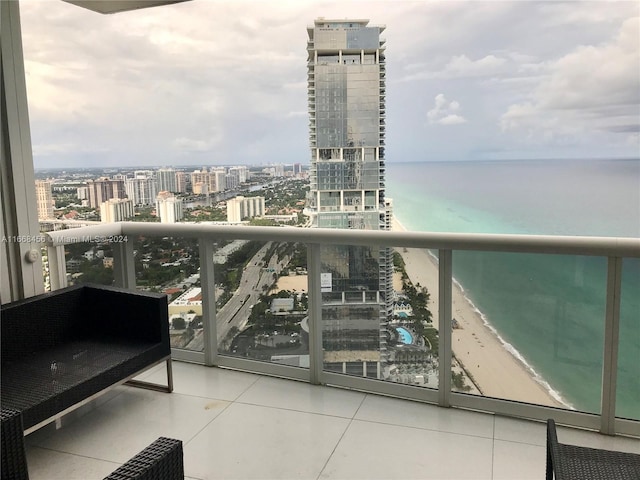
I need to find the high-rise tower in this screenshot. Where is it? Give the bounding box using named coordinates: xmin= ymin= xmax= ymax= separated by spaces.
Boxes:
xmin=306 ymin=18 xmax=392 ymax=378
xmin=35 ymin=180 xmax=54 ymax=220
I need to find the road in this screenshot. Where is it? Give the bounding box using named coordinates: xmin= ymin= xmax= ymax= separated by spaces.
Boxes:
xmin=186 ymin=242 xmax=290 ymax=352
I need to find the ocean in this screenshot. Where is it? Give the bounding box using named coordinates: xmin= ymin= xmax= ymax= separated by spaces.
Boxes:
xmin=386 ymin=159 xmax=640 ymax=419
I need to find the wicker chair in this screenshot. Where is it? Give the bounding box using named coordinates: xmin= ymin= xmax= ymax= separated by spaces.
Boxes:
xmin=546 ymin=419 xmax=640 ymax=480
xmin=1 ymin=408 xmax=183 ymax=480
xmin=104 ymin=437 xmax=183 ymax=480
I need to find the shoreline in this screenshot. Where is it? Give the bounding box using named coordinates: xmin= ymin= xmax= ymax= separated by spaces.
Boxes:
xmin=392 ymin=216 xmax=568 ymax=408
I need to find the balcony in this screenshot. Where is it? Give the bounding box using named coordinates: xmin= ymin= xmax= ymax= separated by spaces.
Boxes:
xmin=22 ymin=361 xmax=640 ymax=480
xmin=2 ymin=3 xmax=639 ymax=476
xmin=40 ymin=222 xmax=639 ymax=434
xmin=2 ymin=220 xmax=637 ymax=479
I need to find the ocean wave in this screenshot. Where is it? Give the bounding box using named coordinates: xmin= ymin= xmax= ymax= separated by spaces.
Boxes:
xmin=454 ymin=283 xmax=575 ymax=410
xmin=417 ymin=247 xmax=574 ymax=408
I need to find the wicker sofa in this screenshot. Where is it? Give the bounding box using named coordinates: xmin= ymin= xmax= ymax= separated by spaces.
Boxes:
xmin=1 ymin=284 xmax=173 ymax=434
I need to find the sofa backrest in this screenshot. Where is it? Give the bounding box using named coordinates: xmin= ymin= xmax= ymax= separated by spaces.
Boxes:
xmin=1 ymin=284 xmax=170 ymax=362
xmin=1 ymin=286 xmax=85 ymax=361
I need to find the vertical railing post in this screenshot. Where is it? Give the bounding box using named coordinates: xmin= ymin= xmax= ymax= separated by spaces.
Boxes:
xmin=112 ymin=239 xmax=135 ymax=289
xmin=307 ymin=243 xmax=323 ymax=385
xmin=438 ymin=249 xmax=453 ymax=407
xmin=600 ymin=256 xmax=622 ymax=435
xmin=46 ymin=245 xmax=67 ymax=290
xmin=199 ymin=238 xmax=218 ymax=366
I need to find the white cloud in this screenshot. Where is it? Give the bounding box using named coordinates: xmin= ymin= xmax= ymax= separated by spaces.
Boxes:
xmin=439 ymin=114 xmax=467 ymax=125
xmin=402 ymin=54 xmax=509 ymax=82
xmin=501 ymin=17 xmax=640 ymax=141
xmin=32 ymin=143 xmax=110 ymax=156
xmin=172 ymin=135 xmax=220 ymax=153
xmin=427 ymin=94 xmax=468 ymax=125
xmin=443 ymin=54 xmax=508 ymax=77
xmin=17 ymin=1 xmax=640 ymax=166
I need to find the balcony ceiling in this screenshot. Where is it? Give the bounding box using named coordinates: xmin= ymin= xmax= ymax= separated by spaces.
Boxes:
xmin=63 ymin=0 xmax=190 ymax=14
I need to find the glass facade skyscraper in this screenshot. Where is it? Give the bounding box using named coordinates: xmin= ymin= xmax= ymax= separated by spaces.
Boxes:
xmin=307 ymin=18 xmax=392 ymax=377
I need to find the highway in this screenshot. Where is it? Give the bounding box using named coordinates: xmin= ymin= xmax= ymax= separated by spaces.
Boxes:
xmin=185 ymin=242 xmax=290 ymax=352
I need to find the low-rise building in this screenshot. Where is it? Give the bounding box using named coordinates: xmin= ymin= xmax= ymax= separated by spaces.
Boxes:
xmin=168 ymin=287 xmax=203 ymax=316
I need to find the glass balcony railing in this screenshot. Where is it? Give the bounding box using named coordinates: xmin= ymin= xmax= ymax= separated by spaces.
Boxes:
xmin=617 ymin=258 xmax=640 ymax=422
xmin=45 ymin=222 xmax=640 ymax=436
xmin=451 ymin=251 xmax=606 ymax=412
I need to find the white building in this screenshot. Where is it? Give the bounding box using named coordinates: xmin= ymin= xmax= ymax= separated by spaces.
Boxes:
xmin=35 ymin=180 xmax=54 ymax=220
xmin=156 ymin=168 xmax=177 ymax=193
xmin=100 ymin=198 xmax=134 ymax=223
xmin=212 ymin=170 xmax=226 ymax=192
xmin=225 ymin=173 xmax=239 ymax=191
xmin=155 ymin=191 xmax=184 ymax=224
xmin=274 ymin=164 xmax=285 ymax=177
xmin=76 ymin=185 xmax=88 ymax=201
xmin=125 ymin=176 xmax=157 ymax=205
xmin=226 ymin=196 xmax=265 ymax=223
xmin=175 ymin=171 xmax=188 ymax=193
xmin=228 ymin=166 xmax=248 ymax=184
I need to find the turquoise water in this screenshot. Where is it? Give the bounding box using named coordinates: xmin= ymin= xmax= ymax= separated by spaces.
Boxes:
xmin=387 ymin=159 xmax=640 ymax=419
xmin=396 ymin=327 xmax=413 ymax=344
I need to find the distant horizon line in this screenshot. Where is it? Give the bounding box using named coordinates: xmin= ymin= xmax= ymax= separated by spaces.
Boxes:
xmin=34 ymin=156 xmax=640 ymax=171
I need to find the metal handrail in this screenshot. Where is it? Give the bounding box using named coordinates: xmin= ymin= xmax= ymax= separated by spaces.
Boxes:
xmin=46 ymin=222 xmax=640 ymax=257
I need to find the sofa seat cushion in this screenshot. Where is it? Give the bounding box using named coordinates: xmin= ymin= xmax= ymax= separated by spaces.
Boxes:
xmin=1 ymin=340 xmax=166 ymax=430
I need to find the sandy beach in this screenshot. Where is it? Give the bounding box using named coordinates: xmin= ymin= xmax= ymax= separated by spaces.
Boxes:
xmin=392 ymin=217 xmax=566 ymax=408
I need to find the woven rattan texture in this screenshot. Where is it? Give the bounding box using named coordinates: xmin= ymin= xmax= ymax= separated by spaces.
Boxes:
xmin=547 ymin=419 xmax=640 ymax=480
xmin=1 ymin=285 xmax=170 ymax=430
xmin=2 ymin=342 xmax=165 ymax=429
xmin=104 ymin=437 xmax=183 ymax=480
xmin=1 ymin=408 xmax=29 ymax=480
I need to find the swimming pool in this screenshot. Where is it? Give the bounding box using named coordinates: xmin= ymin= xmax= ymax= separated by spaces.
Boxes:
xmin=396 ymin=327 xmax=413 ymax=344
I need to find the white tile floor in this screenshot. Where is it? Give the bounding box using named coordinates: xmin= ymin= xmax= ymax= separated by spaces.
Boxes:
xmin=24 ymin=361 xmax=640 ymax=480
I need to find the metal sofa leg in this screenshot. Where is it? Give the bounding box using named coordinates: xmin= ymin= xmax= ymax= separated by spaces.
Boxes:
xmin=125 ymin=358 xmax=173 ymax=393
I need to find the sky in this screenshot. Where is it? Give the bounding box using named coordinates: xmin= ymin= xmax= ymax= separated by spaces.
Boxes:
xmin=19 ymin=0 xmax=640 ymax=168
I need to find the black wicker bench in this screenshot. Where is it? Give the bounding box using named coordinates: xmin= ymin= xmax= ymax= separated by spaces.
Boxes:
xmin=546 ymin=419 xmax=640 ymax=479
xmin=1 ymin=284 xmax=173 ymax=435
xmin=2 ymin=408 xmax=183 ymax=480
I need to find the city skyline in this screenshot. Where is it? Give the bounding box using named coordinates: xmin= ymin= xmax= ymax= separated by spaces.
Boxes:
xmin=20 ymin=1 xmax=639 ymax=168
